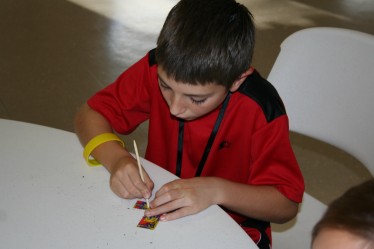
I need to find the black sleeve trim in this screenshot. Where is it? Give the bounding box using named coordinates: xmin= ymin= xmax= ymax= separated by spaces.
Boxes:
xmin=148 ymin=48 xmax=157 ymax=66
xmin=239 ymin=70 xmax=286 ymax=123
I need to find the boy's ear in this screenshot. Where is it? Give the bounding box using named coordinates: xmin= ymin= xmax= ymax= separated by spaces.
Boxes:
xmin=229 ymin=67 xmax=254 ymax=92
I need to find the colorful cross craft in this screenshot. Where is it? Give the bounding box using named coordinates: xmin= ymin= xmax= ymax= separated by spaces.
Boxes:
xmin=137 ymin=215 xmax=161 ymax=230
xmin=133 ymin=200 xmax=161 ymax=230
xmin=133 ymin=200 xmax=149 ymax=210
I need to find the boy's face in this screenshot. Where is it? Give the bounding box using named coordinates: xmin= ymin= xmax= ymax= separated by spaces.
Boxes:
xmin=157 ymin=67 xmax=229 ymax=121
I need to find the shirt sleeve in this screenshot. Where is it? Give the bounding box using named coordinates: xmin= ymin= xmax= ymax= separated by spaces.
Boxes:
xmin=87 ymin=53 xmax=156 ymax=134
xmin=249 ymin=115 xmax=305 ymax=203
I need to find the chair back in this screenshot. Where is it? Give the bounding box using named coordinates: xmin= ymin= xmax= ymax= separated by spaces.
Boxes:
xmin=268 ymin=27 xmax=374 ymax=175
xmin=268 ymin=27 xmax=374 ymax=249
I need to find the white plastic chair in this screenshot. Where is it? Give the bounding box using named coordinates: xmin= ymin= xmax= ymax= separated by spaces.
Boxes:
xmin=267 ymin=27 xmax=374 ymax=249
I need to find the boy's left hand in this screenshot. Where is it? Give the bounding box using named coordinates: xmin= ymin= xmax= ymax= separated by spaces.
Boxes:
xmin=144 ymin=177 xmax=218 ymax=221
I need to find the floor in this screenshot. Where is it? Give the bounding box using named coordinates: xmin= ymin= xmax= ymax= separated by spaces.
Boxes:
xmin=1 ymin=0 xmax=373 ymax=205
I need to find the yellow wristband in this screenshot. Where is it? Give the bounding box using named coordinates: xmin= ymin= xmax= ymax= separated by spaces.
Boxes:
xmin=83 ymin=133 xmax=125 ymax=167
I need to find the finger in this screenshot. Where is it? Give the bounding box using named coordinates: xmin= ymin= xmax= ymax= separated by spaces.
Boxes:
xmin=154 ymin=186 xmax=186 ymax=207
xmin=155 ymin=179 xmax=183 ymax=198
xmin=148 ymin=188 xmax=187 ymax=215
xmin=141 ymin=167 xmax=155 ymax=195
xmin=146 ymin=197 xmax=185 ymax=217
xmin=128 ymin=168 xmax=152 ymax=199
xmin=159 ymin=206 xmax=196 ymax=221
xmin=110 ymin=174 xmax=135 ymax=199
xmin=123 ymin=171 xmax=147 ymax=198
xmin=109 ymin=156 xmax=152 ymax=199
xmin=113 ymin=165 xmax=144 ymax=199
xmin=128 ymin=156 xmax=152 ymax=199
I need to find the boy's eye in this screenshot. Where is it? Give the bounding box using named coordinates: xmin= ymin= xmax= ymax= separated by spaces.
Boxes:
xmin=159 ymin=81 xmax=170 ymax=90
xmin=158 ymin=78 xmax=207 ymax=105
xmin=191 ymin=97 xmax=207 ymax=105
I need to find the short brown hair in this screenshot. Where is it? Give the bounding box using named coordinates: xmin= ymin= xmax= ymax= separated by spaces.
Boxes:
xmin=156 ymin=0 xmax=255 ymax=88
xmin=312 ymin=179 xmax=374 ymax=244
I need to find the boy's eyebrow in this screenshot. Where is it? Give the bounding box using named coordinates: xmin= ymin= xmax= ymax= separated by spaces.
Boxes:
xmin=157 ymin=74 xmax=168 ymax=86
xmin=157 ymin=74 xmax=211 ymax=98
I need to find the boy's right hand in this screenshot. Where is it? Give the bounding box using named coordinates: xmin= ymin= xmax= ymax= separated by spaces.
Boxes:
xmin=74 ymin=104 xmax=153 ymax=200
xmin=108 ymin=155 xmax=154 ymax=200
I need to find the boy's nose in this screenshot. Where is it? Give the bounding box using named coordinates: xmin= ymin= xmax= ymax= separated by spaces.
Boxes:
xmin=169 ymin=95 xmax=186 ymax=117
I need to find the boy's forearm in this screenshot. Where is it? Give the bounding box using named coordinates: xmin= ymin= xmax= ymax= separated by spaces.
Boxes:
xmin=74 ymin=103 xmax=132 ymax=172
xmin=213 ymin=177 xmax=298 ymax=224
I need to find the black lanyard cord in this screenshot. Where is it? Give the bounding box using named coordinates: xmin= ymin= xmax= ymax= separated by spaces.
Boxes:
xmin=176 ymin=120 xmax=184 ymax=177
xmin=176 ymin=93 xmax=231 ymax=177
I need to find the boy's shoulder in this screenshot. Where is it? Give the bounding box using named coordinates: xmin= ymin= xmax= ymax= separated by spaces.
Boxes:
xmin=238 ymin=71 xmax=286 ymax=122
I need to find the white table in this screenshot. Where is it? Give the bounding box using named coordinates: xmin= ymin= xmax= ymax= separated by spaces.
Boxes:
xmin=0 ymin=119 xmax=258 ymax=249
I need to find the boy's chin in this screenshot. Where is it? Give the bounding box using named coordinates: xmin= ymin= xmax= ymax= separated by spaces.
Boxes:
xmin=172 ymin=115 xmax=198 ymax=121
xmin=178 ymin=117 xmax=195 ymax=121
xmin=173 ymin=112 xmax=213 ymax=121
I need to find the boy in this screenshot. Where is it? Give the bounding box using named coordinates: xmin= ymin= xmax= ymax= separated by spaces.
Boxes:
xmin=75 ymin=0 xmax=304 ymax=248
